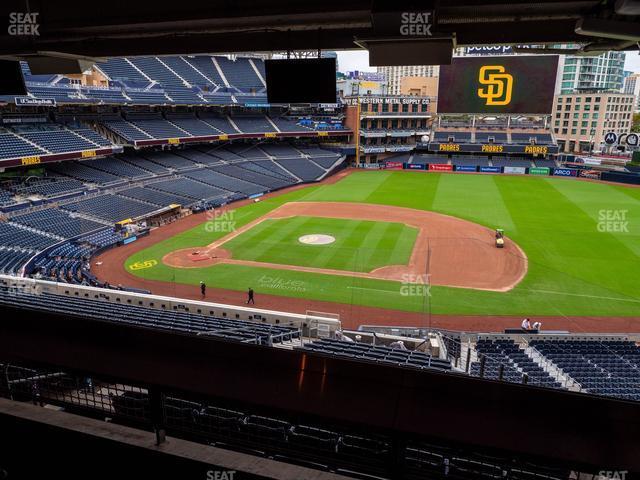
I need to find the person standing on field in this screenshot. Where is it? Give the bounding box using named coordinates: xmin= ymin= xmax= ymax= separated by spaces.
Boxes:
xmin=247 ymin=287 xmax=255 ymax=304
xmin=200 ymin=281 xmax=206 ymax=298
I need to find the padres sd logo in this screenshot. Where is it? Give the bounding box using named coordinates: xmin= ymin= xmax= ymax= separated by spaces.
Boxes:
xmin=478 ymin=65 xmax=513 ymax=106
xmin=129 ymin=259 xmax=158 ymax=270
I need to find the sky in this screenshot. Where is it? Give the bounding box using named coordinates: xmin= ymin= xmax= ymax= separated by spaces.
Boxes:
xmin=336 ymin=50 xmax=640 ymax=74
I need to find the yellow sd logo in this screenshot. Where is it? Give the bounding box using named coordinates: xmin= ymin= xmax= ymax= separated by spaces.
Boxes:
xmin=478 ymin=65 xmax=513 ymax=106
xmin=129 ymin=260 xmax=158 ymax=270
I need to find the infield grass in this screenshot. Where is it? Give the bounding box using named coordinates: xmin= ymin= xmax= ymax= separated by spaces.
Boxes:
xmin=223 ymin=216 xmax=418 ymax=272
xmin=125 ymin=171 xmax=640 ymax=318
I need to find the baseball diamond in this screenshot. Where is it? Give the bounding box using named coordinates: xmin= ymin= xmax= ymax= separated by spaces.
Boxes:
xmin=91 ymin=169 xmax=640 ymax=329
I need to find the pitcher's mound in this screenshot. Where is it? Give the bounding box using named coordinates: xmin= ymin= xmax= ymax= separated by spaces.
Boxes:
xmin=298 ymin=234 xmax=336 ymax=245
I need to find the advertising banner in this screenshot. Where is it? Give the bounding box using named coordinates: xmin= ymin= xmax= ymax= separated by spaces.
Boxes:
xmin=479 ymin=166 xmax=501 ymax=173
xmin=529 ymin=167 xmax=550 ymax=176
xmin=578 ymin=169 xmax=602 ymax=180
xmin=431 ymin=142 xmax=558 ymax=155
xmin=428 ymin=163 xmax=453 ymax=171
xmin=437 ymin=55 xmax=559 ymax=114
xmin=503 ymin=166 xmax=527 ymax=174
xmin=553 ymin=168 xmax=578 ymax=177
xmin=406 ymin=163 xmax=427 ymax=170
xmin=455 ymin=165 xmax=477 ymax=172
xmin=384 ymin=161 xmax=404 ymax=170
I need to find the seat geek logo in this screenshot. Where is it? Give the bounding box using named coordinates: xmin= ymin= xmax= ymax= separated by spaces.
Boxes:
xmin=399 ymin=12 xmax=433 ymax=36
xmin=8 ymin=12 xmax=40 ymax=36
xmin=478 ymin=65 xmax=513 ymax=106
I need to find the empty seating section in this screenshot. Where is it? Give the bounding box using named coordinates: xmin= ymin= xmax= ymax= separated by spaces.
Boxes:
xmin=148 ymin=178 xmax=227 ymax=201
xmin=471 ymin=339 xmax=562 ymax=389
xmin=12 ymin=178 xmax=86 ymax=197
xmin=143 ymin=151 xmax=196 ymax=169
xmin=211 ymin=165 xmax=284 ymax=187
xmin=125 ymin=90 xmax=169 ymax=104
xmin=70 ymin=128 xmax=113 ymax=147
xmin=0 ymin=134 xmax=47 ymax=159
xmin=128 ymin=57 xmax=184 ymax=88
xmin=0 ymin=191 xmax=17 ymax=207
xmin=0 ymin=249 xmax=34 ymax=274
xmin=49 ymin=162 xmax=123 ymax=185
xmin=199 ymin=147 xmax=243 ymax=162
xmin=0 ymin=143 xmax=342 ymax=274
xmin=0 ymin=222 xmax=57 ymax=250
xmin=130 ymin=119 xmax=190 ymax=139
xmin=181 ymin=56 xmax=225 ymax=86
xmin=199 ymin=116 xmax=237 ymax=134
xmin=245 ymin=160 xmax=298 ymax=181
xmin=97 ymin=58 xmax=149 ymax=84
xmin=296 ymin=145 xmax=337 ymax=157
xmin=82 ymin=88 xmax=127 ymax=103
xmin=226 ymin=145 xmax=270 ymax=160
xmin=119 ymin=154 xmax=169 ymax=174
xmin=259 ymin=144 xmax=303 ymax=158
xmin=0 ymin=288 xmax=300 ymax=346
xmin=297 ymin=339 xmax=451 ymax=371
xmin=530 ymin=339 xmax=640 ymax=401
xmin=161 ymin=56 xmax=213 ymax=88
xmin=62 ymin=194 xmax=160 ymax=222
xmin=183 ymin=169 xmax=262 ymax=196
xmin=102 ymin=120 xmax=152 ymax=141
xmin=232 ymin=116 xmax=276 ymax=133
xmin=81 ymin=157 xmax=152 ymax=178
xmin=274 ymin=158 xmax=325 ymax=181
xmin=271 ymin=117 xmax=306 ymax=133
xmin=118 ymin=187 xmax=192 ymax=207
xmin=215 ymin=57 xmax=263 ymax=91
xmin=11 ymin=209 xmax=105 ymax=238
xmin=309 ymin=154 xmax=341 ymax=169
xmin=18 ymin=129 xmax=98 ymax=153
xmin=168 ymin=118 xmax=220 ymax=136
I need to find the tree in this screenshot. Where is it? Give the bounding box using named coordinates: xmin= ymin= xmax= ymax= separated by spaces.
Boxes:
xmin=632 ymin=113 xmax=640 ymax=133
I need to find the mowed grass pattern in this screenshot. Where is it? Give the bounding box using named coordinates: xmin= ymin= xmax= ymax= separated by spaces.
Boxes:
xmin=126 ymin=171 xmax=640 ymax=317
xmin=224 ymin=216 xmax=418 ymax=272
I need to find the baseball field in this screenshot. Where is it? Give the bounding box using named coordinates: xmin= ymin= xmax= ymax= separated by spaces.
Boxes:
xmin=96 ymin=170 xmax=640 ymax=326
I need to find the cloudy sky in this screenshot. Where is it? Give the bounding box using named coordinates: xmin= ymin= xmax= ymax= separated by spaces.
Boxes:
xmin=336 ymin=50 xmax=640 ymax=74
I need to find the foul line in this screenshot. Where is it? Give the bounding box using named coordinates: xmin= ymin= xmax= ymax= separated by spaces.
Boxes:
xmin=524 ymin=289 xmax=640 ymax=303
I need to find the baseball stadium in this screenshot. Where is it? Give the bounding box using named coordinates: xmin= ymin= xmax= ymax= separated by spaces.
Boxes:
xmin=0 ymin=2 xmax=639 ymax=479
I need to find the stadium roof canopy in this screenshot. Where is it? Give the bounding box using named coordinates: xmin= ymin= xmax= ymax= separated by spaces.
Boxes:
xmin=1 ymin=0 xmax=639 ymax=67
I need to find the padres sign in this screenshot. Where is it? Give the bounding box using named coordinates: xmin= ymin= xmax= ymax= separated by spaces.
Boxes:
xmin=477 ymin=65 xmax=513 ymax=106
xmin=437 ymin=56 xmax=558 ymax=114
xmin=129 ymin=259 xmax=158 ymax=271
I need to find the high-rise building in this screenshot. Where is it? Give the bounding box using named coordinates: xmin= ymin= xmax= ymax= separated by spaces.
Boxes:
xmin=556 ymin=52 xmax=626 ymax=94
xmin=551 ymin=92 xmax=635 ymax=153
xmin=376 ymin=65 xmax=439 ymax=95
xmin=623 ymin=73 xmax=640 ymax=112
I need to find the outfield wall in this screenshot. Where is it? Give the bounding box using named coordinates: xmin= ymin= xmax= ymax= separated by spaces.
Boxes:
xmin=383 ymin=161 xmax=640 ymax=185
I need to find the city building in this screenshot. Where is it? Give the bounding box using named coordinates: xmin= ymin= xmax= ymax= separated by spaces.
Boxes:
xmin=343 ymin=95 xmax=434 ymax=164
xmin=623 ymin=73 xmax=640 ymax=112
xmin=556 ymin=52 xmax=626 ymax=94
xmin=377 ymin=65 xmax=439 ymax=95
xmin=399 ymin=76 xmax=438 ymax=99
xmin=551 ymin=92 xmax=635 ymax=153
xmin=337 ymin=78 xmax=387 ymax=97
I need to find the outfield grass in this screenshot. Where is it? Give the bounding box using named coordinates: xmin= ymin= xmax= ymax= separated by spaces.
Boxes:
xmin=223 ymin=216 xmax=418 ymax=272
xmin=125 ymin=171 xmax=640 ymax=317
